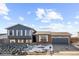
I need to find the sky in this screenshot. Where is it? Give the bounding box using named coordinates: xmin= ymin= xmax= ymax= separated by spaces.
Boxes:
xmin=0 ymin=3 xmax=79 ymax=36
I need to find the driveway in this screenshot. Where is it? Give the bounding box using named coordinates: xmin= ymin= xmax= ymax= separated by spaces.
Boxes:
xmin=53 ymin=44 xmax=79 ymax=53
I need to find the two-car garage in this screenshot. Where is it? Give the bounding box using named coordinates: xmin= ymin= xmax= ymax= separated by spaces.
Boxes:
xmin=51 ymin=32 xmax=71 ymax=44
xmin=52 ymin=38 xmax=69 ymax=44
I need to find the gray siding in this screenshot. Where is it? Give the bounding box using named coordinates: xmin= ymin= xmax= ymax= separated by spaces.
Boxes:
xmin=7 ymin=24 xmax=35 ymax=40
xmin=8 ymin=29 xmax=32 ymax=39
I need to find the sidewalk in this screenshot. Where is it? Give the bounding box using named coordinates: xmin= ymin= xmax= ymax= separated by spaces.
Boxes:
xmin=54 ymin=51 xmax=79 ymax=55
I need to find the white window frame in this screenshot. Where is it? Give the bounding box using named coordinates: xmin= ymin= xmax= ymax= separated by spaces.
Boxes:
xmin=12 ymin=30 xmax=14 ymax=36
xmin=29 ymin=40 xmax=32 ymax=43
xmin=26 ymin=40 xmax=28 ymax=43
xmin=39 ymin=35 xmax=41 ymax=42
xmin=25 ymin=30 xmax=27 ymax=36
xmin=18 ymin=40 xmax=24 ymax=43
xmin=10 ymin=39 xmax=15 ymax=43
xmin=29 ymin=30 xmax=32 ymax=36
xmin=16 ymin=30 xmax=18 ymax=36
xmin=46 ymin=35 xmax=48 ymax=42
xmin=20 ymin=30 xmax=23 ymax=36
xmin=7 ymin=30 xmax=9 ymax=36
xmin=39 ymin=35 xmax=48 ymax=42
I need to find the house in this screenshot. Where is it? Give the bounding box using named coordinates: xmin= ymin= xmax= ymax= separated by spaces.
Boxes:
xmin=0 ymin=34 xmax=9 ymax=44
xmin=0 ymin=24 xmax=71 ymax=44
xmin=36 ymin=31 xmax=71 ymax=44
xmin=6 ymin=24 xmax=36 ymax=44
xmin=71 ymin=37 xmax=79 ymax=43
xmin=70 ymin=32 xmax=79 ymax=43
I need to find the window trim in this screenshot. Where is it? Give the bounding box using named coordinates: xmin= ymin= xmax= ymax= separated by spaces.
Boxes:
xmin=12 ymin=30 xmax=14 ymax=36
xmin=20 ymin=30 xmax=23 ymax=36
xmin=10 ymin=39 xmax=16 ymax=43
xmin=29 ymin=30 xmax=32 ymax=36
xmin=25 ymin=30 xmax=27 ymax=36
xmin=18 ymin=40 xmax=24 ymax=43
xmin=16 ymin=30 xmax=18 ymax=36
xmin=39 ymin=35 xmax=48 ymax=42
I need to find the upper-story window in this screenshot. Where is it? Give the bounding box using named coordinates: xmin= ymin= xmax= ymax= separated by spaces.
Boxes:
xmin=16 ymin=30 xmax=18 ymax=36
xmin=25 ymin=30 xmax=32 ymax=36
xmin=29 ymin=30 xmax=32 ymax=36
xmin=8 ymin=30 xmax=14 ymax=36
xmin=25 ymin=30 xmax=27 ymax=36
xmin=16 ymin=30 xmax=23 ymax=36
xmin=9 ymin=30 xmax=12 ymax=36
xmin=20 ymin=30 xmax=23 ymax=36
xmin=7 ymin=30 xmax=9 ymax=36
xmin=12 ymin=30 xmax=14 ymax=36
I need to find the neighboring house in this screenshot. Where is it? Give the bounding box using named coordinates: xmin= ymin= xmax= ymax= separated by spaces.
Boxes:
xmin=6 ymin=24 xmax=36 ymax=44
xmin=0 ymin=34 xmax=9 ymax=44
xmin=71 ymin=37 xmax=79 ymax=43
xmin=36 ymin=31 xmax=71 ymax=44
xmin=70 ymin=32 xmax=79 ymax=43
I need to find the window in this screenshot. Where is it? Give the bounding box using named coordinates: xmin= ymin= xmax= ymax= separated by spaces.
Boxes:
xmin=29 ymin=30 xmax=32 ymax=36
xmin=12 ymin=30 xmax=14 ymax=36
xmin=9 ymin=30 xmax=12 ymax=36
xmin=16 ymin=30 xmax=18 ymax=36
xmin=10 ymin=39 xmax=15 ymax=43
xmin=29 ymin=40 xmax=32 ymax=43
xmin=39 ymin=35 xmax=41 ymax=42
xmin=20 ymin=30 xmax=23 ymax=36
xmin=25 ymin=30 xmax=27 ymax=36
xmin=26 ymin=40 xmax=28 ymax=43
xmin=18 ymin=40 xmax=24 ymax=43
xmin=7 ymin=30 xmax=9 ymax=36
xmin=39 ymin=35 xmax=48 ymax=42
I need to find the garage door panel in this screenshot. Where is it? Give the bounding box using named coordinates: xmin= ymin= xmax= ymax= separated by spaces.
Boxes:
xmin=53 ymin=38 xmax=68 ymax=44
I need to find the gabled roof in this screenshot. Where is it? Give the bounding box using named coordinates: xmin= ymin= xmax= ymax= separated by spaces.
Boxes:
xmin=6 ymin=24 xmax=35 ymax=31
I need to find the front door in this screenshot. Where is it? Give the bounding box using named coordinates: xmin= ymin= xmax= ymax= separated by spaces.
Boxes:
xmin=32 ymin=35 xmax=36 ymax=42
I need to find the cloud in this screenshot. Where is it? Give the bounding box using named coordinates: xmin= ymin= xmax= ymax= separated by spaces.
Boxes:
xmin=48 ymin=23 xmax=64 ymax=30
xmin=67 ymin=22 xmax=71 ymax=25
xmin=41 ymin=20 xmax=50 ymax=23
xmin=3 ymin=15 xmax=11 ymax=20
xmin=74 ymin=21 xmax=79 ymax=24
xmin=37 ymin=22 xmax=79 ymax=37
xmin=0 ymin=3 xmax=9 ymax=15
xmin=36 ymin=8 xmax=45 ymax=19
xmin=38 ymin=23 xmax=65 ymax=31
xmin=38 ymin=23 xmax=75 ymax=33
xmin=35 ymin=8 xmax=63 ymax=23
xmin=39 ymin=23 xmax=79 ymax=36
xmin=19 ymin=16 xmax=24 ymax=21
xmin=75 ymin=15 xmax=79 ymax=19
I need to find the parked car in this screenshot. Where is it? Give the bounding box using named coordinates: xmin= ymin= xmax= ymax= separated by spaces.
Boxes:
xmin=28 ymin=45 xmax=46 ymax=53
xmin=44 ymin=44 xmax=53 ymax=51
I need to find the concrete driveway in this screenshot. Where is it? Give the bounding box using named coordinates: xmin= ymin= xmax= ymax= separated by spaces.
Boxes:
xmin=53 ymin=44 xmax=79 ymax=52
